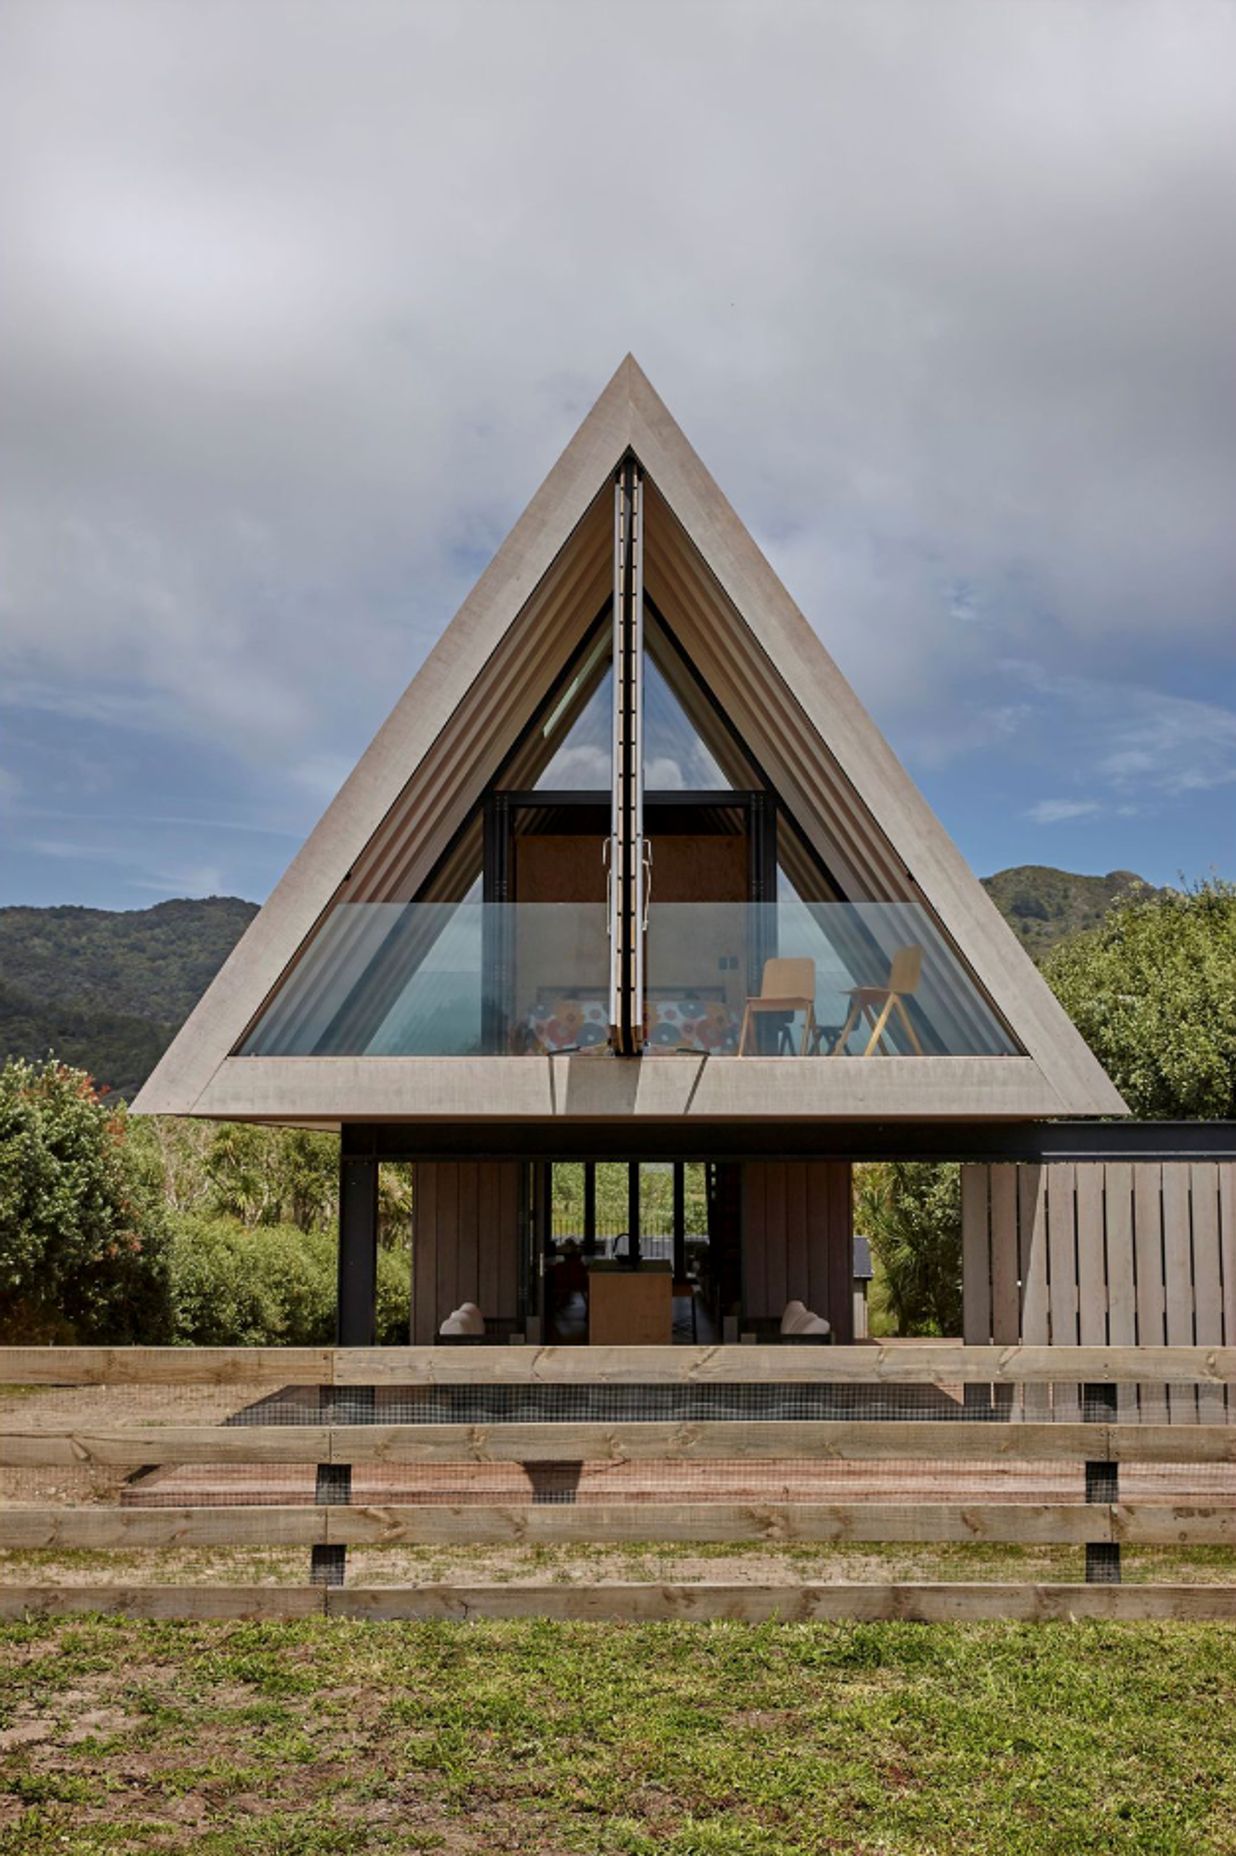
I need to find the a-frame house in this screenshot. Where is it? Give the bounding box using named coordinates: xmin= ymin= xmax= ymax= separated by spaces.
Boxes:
xmin=135 ymin=356 xmax=1127 ymax=1348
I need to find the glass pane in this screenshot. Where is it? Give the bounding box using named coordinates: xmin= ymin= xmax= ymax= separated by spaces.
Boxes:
xmin=645 ymin=614 xmax=759 ymax=789
xmin=645 ymin=901 xmax=1020 ymax=1056
xmin=535 ymin=663 xmax=612 ymax=789
xmin=643 ymin=653 xmax=729 ymax=789
xmin=239 ymin=902 xmax=608 ymax=1056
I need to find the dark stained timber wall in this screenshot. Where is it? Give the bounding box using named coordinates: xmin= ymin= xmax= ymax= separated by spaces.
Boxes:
xmin=411 ymin=1162 xmax=523 ymax=1344
xmin=741 ymin=1161 xmax=854 ymax=1342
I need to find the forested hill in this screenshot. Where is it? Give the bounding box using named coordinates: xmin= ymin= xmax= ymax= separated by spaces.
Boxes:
xmin=979 ymin=866 xmax=1157 ymax=958
xmin=0 ymin=869 xmax=1151 ymax=1096
xmin=0 ymin=897 xmax=258 ymax=1097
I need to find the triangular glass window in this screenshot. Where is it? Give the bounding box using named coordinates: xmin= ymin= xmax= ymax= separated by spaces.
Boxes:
xmin=643 ymin=653 xmax=728 ymax=790
xmin=644 ymin=610 xmax=758 ymax=791
xmin=536 ymin=663 xmax=612 ymax=790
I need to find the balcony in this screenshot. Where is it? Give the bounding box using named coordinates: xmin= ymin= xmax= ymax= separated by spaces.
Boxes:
xmin=240 ymin=900 xmax=1018 ymax=1059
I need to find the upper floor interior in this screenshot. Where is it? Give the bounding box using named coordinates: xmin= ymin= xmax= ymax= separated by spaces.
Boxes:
xmin=238 ymin=476 xmax=1020 ymax=1065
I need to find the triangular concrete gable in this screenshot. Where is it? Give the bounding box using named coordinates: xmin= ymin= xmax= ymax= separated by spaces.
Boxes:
xmin=135 ymin=357 xmax=1126 ymax=1123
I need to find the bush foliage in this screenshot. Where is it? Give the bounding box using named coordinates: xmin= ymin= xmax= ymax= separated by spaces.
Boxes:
xmin=0 ymin=1059 xmax=172 ymax=1343
xmin=855 ymin=1162 xmax=962 ymax=1337
xmin=168 ymin=1215 xmax=409 ymax=1347
xmin=0 ymin=1058 xmax=411 ymax=1346
xmin=1043 ymin=878 xmax=1236 ymax=1119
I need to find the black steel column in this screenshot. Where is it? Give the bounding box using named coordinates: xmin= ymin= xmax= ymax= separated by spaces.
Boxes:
xmin=583 ymin=1163 xmax=597 ymax=1256
xmin=1084 ymin=1380 xmax=1121 ymax=1584
xmin=627 ymin=1161 xmax=642 ymax=1267
xmin=672 ymin=1162 xmax=686 ymax=1280
xmin=312 ymin=1149 xmax=379 ymax=1588
xmin=337 ymin=1154 xmax=379 ymax=1347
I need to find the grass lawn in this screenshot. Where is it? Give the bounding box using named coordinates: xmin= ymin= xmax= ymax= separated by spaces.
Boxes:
xmin=2 ymin=1614 xmax=1236 ymax=1854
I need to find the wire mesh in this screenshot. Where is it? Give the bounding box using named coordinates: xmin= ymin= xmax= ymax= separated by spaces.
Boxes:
xmin=4 ymin=1373 xmax=1235 ymax=1511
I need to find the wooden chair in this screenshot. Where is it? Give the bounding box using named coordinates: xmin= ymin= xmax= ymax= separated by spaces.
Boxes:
xmin=737 ymin=957 xmax=816 ymax=1056
xmin=832 ymin=943 xmax=924 ymax=1056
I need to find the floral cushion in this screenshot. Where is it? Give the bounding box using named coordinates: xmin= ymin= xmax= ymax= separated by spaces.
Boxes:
xmin=524 ymin=998 xmax=608 ymax=1053
xmin=645 ymin=997 xmax=738 ymax=1053
xmin=523 ymin=995 xmax=738 ymax=1055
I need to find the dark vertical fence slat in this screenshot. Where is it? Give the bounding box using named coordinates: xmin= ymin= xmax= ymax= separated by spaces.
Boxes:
xmin=314 ymin=1151 xmax=379 ymax=1588
xmin=477 ymin=1163 xmax=499 ymax=1319
xmin=457 ymin=1163 xmax=479 ymax=1317
xmin=1084 ymin=1380 xmax=1120 ymax=1584
xmin=826 ymin=1163 xmax=854 ymax=1345
xmin=412 ymin=1163 xmax=438 ymax=1345
xmin=785 ymin=1163 xmax=808 ymax=1311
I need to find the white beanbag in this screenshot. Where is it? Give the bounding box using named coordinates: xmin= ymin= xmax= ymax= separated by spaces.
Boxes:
xmin=781 ymin=1301 xmax=831 ymax=1336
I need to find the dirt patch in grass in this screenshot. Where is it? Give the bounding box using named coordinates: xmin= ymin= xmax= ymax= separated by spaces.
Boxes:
xmin=1 ymin=1613 xmax=1235 ymax=1853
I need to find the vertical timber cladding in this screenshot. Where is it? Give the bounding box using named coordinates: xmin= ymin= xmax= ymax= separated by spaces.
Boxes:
xmin=741 ymin=1162 xmax=855 ymax=1342
xmin=410 ymin=1162 xmax=522 ymax=1344
xmin=608 ymin=455 xmax=645 ymax=1055
xmin=961 ymin=1161 xmax=1236 ymax=1354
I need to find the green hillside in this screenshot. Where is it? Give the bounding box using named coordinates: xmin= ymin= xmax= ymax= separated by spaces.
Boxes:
xmin=980 ymin=865 xmax=1155 ymax=957
xmin=0 ymin=870 xmax=1151 ymax=1095
xmin=0 ymin=897 xmax=257 ymax=1097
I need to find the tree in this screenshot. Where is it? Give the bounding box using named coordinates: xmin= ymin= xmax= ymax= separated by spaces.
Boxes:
xmin=167 ymin=1216 xmax=410 ymax=1347
xmin=134 ymin=1115 xmax=413 ymax=1245
xmin=1043 ymin=878 xmax=1236 ymax=1119
xmin=0 ymin=1058 xmax=172 ymax=1342
xmin=855 ymin=1162 xmax=962 ymax=1337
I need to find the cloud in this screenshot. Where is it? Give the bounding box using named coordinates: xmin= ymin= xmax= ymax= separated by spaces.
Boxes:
xmin=997 ymin=665 xmax=1236 ymax=804
xmin=1026 ymin=798 xmax=1103 ymax=825
xmin=1092 ymin=691 xmax=1236 ymax=797
xmin=646 ymin=757 xmax=687 ymax=791
xmin=539 ymin=744 xmax=609 ymax=788
xmin=131 ymin=863 xmax=225 ymax=897
xmin=0 ymin=0 xmax=1233 ymax=901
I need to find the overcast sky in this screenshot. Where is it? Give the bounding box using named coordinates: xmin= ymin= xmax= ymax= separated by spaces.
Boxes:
xmin=2 ymin=0 xmax=1234 ymax=909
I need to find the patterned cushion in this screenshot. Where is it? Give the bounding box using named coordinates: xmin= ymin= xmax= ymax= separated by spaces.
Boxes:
xmin=524 ymin=998 xmax=608 ymax=1053
xmin=522 ymin=996 xmax=738 ymax=1055
xmin=645 ymin=997 xmax=738 ymax=1054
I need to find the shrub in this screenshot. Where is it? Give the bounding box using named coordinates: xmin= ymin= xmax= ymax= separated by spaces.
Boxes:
xmin=168 ymin=1214 xmax=410 ymax=1346
xmin=1043 ymin=878 xmax=1236 ymax=1118
xmin=855 ymin=1161 xmax=962 ymax=1337
xmin=0 ymin=1058 xmax=172 ymax=1342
